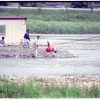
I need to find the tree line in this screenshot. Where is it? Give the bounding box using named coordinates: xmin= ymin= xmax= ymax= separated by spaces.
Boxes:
xmin=0 ymin=2 xmax=94 ymax=9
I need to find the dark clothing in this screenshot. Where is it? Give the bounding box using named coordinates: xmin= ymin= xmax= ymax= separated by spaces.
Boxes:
xmin=24 ymin=32 xmax=30 ymax=41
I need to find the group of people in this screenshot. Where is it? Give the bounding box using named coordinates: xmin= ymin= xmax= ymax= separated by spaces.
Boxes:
xmin=21 ymin=29 xmax=57 ymax=54
xmin=0 ymin=29 xmax=57 ymax=56
xmin=21 ymin=29 xmax=40 ymax=49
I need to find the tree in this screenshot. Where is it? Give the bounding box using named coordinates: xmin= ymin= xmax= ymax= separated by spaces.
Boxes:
xmin=88 ymin=2 xmax=94 ymax=13
xmin=71 ymin=2 xmax=88 ymax=8
xmin=0 ymin=1 xmax=9 ymax=6
xmin=64 ymin=2 xmax=72 ymax=10
xmin=36 ymin=2 xmax=44 ymax=13
xmin=19 ymin=2 xmax=31 ymax=7
xmin=82 ymin=2 xmax=88 ymax=8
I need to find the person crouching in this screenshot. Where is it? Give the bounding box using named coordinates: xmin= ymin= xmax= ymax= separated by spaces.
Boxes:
xmin=46 ymin=41 xmax=57 ymax=53
xmin=0 ymin=37 xmax=7 ymax=47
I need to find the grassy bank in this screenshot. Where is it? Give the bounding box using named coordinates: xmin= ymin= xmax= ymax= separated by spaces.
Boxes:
xmin=27 ymin=20 xmax=100 ymax=34
xmin=0 ymin=8 xmax=100 ymax=21
xmin=0 ymin=76 xmax=100 ymax=98
xmin=0 ymin=8 xmax=100 ymax=34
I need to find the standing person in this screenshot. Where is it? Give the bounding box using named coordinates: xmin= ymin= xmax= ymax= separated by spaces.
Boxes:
xmin=33 ymin=36 xmax=40 ymax=48
xmin=46 ymin=41 xmax=57 ymax=53
xmin=0 ymin=37 xmax=7 ymax=47
xmin=33 ymin=36 xmax=40 ymax=56
xmin=21 ymin=29 xmax=31 ymax=48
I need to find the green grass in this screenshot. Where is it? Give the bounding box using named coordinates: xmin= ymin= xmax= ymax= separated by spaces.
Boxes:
xmin=27 ymin=21 xmax=100 ymax=34
xmin=0 ymin=76 xmax=100 ymax=98
xmin=0 ymin=8 xmax=100 ymax=34
xmin=1 ymin=8 xmax=100 ymax=21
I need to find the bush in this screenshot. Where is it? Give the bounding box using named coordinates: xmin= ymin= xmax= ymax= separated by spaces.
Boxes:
xmin=27 ymin=21 xmax=100 ymax=34
xmin=0 ymin=8 xmax=100 ymax=22
xmin=1 ymin=8 xmax=100 ymax=34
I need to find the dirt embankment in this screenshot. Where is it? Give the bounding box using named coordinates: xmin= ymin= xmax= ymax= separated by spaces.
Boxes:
xmin=0 ymin=45 xmax=75 ymax=58
xmin=0 ymin=43 xmax=100 ymax=58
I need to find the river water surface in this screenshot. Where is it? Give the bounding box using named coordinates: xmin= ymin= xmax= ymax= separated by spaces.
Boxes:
xmin=1 ymin=34 xmax=100 ymax=77
xmin=0 ymin=50 xmax=100 ymax=77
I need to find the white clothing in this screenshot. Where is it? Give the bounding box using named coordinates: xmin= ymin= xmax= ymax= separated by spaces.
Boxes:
xmin=0 ymin=40 xmax=6 ymax=47
xmin=33 ymin=38 xmax=38 ymax=47
xmin=22 ymin=38 xmax=31 ymax=48
xmin=33 ymin=38 xmax=39 ymax=57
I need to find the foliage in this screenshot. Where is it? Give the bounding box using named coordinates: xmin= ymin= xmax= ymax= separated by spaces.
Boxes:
xmin=27 ymin=20 xmax=100 ymax=34
xmin=88 ymin=2 xmax=94 ymax=13
xmin=71 ymin=2 xmax=88 ymax=8
xmin=64 ymin=2 xmax=72 ymax=10
xmin=0 ymin=2 xmax=9 ymax=6
xmin=0 ymin=77 xmax=100 ymax=98
xmin=19 ymin=2 xmax=36 ymax=7
xmin=0 ymin=8 xmax=100 ymax=21
xmin=36 ymin=2 xmax=44 ymax=13
xmin=0 ymin=1 xmax=89 ymax=8
xmin=0 ymin=8 xmax=100 ymax=34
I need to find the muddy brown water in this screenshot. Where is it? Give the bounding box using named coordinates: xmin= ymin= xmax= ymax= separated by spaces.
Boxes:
xmin=0 ymin=50 xmax=100 ymax=77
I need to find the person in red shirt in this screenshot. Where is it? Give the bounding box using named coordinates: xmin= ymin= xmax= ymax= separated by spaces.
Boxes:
xmin=46 ymin=41 xmax=57 ymax=53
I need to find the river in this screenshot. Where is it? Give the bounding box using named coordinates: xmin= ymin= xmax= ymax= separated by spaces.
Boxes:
xmin=0 ymin=50 xmax=100 ymax=77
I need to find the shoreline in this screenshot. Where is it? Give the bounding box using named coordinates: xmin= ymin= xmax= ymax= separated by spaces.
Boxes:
xmin=1 ymin=75 xmax=100 ymax=98
xmin=1 ymin=75 xmax=100 ymax=88
xmin=0 ymin=43 xmax=100 ymax=89
xmin=0 ymin=43 xmax=100 ymax=58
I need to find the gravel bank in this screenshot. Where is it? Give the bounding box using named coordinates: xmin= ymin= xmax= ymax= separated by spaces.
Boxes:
xmin=1 ymin=75 xmax=100 ymax=88
xmin=0 ymin=43 xmax=100 ymax=58
xmin=0 ymin=45 xmax=76 ymax=58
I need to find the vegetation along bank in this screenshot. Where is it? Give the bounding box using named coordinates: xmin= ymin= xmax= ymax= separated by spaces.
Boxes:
xmin=0 ymin=6 xmax=100 ymax=98
xmin=0 ymin=8 xmax=100 ymax=34
xmin=0 ymin=75 xmax=100 ymax=98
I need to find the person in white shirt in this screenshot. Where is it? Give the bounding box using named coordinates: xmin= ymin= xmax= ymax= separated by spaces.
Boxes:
xmin=33 ymin=36 xmax=40 ymax=48
xmin=0 ymin=37 xmax=7 ymax=47
xmin=33 ymin=36 xmax=40 ymax=57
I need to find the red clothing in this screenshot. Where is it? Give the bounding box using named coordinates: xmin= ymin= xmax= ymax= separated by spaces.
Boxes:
xmin=46 ymin=44 xmax=54 ymax=52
